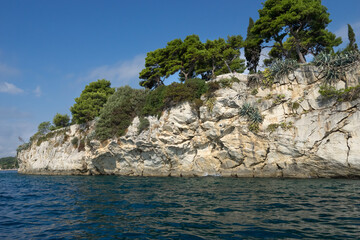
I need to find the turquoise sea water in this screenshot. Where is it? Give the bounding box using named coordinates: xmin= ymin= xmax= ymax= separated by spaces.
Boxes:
xmin=1 ymin=171 xmax=360 ymax=239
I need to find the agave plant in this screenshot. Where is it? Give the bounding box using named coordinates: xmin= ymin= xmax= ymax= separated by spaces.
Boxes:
xmin=239 ymin=103 xmax=254 ymax=117
xmin=270 ymin=59 xmax=299 ymax=78
xmin=249 ymin=110 xmax=263 ymax=124
xmin=313 ymin=51 xmax=360 ymax=84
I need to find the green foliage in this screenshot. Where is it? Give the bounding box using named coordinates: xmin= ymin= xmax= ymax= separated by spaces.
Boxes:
xmin=53 ymin=113 xmax=70 ymax=128
xmin=239 ymin=103 xmax=264 ymax=132
xmin=270 ymin=59 xmax=299 ymax=78
xmin=319 ymin=84 xmax=360 ymax=102
xmin=245 ymin=17 xmax=262 ymax=73
xmin=251 ymin=89 xmax=258 ymax=95
xmin=344 ymin=24 xmax=358 ymax=52
xmin=140 ymin=34 xmax=246 ymax=87
xmin=313 ymin=51 xmax=360 ymax=83
xmin=252 ymin=0 xmax=342 ymax=63
xmin=71 ymin=137 xmax=79 ymax=146
xmin=273 ymin=94 xmax=286 ymax=105
xmin=95 ymin=86 xmax=147 ymax=141
xmin=37 ymin=121 xmax=51 ymax=135
xmin=0 ymin=157 xmax=18 ymax=169
xmin=259 ymin=68 xmax=274 ymax=88
xmin=78 ymin=139 xmax=85 ymax=152
xmin=138 ymin=117 xmax=150 ymax=134
xmin=267 ymin=121 xmax=293 ymax=132
xmin=141 ymin=85 xmax=166 ymax=118
xmin=164 ymin=78 xmax=208 ymax=107
xmin=16 ymin=143 xmax=31 ymax=153
xmin=205 ymin=97 xmax=216 ymax=112
xmin=205 ymin=81 xmax=220 ymax=98
xmin=289 ymin=102 xmax=300 ymax=111
xmin=217 ymin=77 xmax=240 ymax=88
xmin=70 ymin=79 xmax=115 ymax=124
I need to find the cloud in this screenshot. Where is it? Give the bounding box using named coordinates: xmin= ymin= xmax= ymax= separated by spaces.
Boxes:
xmin=335 ymin=21 xmax=360 ymax=44
xmin=33 ymin=86 xmax=42 ymax=97
xmin=79 ymin=54 xmax=145 ymax=87
xmin=0 ymin=82 xmax=24 ymax=94
xmin=0 ymin=63 xmax=20 ymax=76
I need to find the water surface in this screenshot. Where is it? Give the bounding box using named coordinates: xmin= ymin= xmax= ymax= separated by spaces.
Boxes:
xmin=1 ymin=171 xmax=359 ymax=239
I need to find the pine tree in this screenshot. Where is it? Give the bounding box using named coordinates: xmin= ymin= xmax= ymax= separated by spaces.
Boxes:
xmin=245 ymin=17 xmax=262 ymax=73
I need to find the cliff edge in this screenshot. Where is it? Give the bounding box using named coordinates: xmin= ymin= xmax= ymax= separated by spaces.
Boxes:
xmin=17 ymin=65 xmax=360 ymax=178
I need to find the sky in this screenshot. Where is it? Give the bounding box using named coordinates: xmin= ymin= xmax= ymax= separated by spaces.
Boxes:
xmin=0 ymin=0 xmax=359 ymax=157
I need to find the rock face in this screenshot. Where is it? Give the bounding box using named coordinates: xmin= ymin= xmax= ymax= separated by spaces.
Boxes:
xmin=18 ymin=66 xmax=360 ymax=178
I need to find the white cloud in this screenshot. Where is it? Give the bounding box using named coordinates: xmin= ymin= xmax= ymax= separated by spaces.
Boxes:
xmin=79 ymin=54 xmax=145 ymax=87
xmin=335 ymin=21 xmax=360 ymax=45
xmin=0 ymin=82 xmax=23 ymax=94
xmin=33 ymin=86 xmax=42 ymax=97
xmin=0 ymin=63 xmax=20 ymax=76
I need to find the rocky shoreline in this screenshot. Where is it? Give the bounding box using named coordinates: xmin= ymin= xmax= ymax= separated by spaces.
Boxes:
xmin=17 ymin=66 xmax=360 ymax=178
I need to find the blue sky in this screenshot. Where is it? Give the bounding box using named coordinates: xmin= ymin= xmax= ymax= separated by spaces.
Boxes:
xmin=0 ymin=0 xmax=359 ymax=157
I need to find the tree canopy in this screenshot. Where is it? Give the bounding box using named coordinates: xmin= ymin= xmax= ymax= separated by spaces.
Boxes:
xmin=244 ymin=17 xmax=262 ymax=73
xmin=252 ymin=0 xmax=342 ymax=63
xmin=70 ymin=79 xmax=115 ymax=124
xmin=53 ymin=113 xmax=70 ymax=128
xmin=344 ymin=24 xmax=358 ymax=52
xmin=139 ymin=34 xmax=245 ymax=88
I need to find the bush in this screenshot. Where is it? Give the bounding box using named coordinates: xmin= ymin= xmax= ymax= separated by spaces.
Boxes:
xmin=319 ymin=84 xmax=360 ymax=102
xmin=17 ymin=143 xmax=31 ymax=153
xmin=164 ymin=78 xmax=208 ymax=107
xmin=313 ymin=51 xmax=360 ymax=84
xmin=78 ymin=139 xmax=85 ymax=152
xmin=38 ymin=121 xmax=51 ymax=135
xmin=239 ymin=103 xmax=264 ymax=133
xmin=53 ymin=113 xmax=70 ymax=128
xmin=70 ymin=79 xmax=115 ymax=124
xmin=95 ymin=86 xmax=147 ymax=141
xmin=142 ymin=85 xmax=166 ymax=117
xmin=270 ymin=59 xmax=299 ymax=78
xmin=138 ymin=117 xmax=150 ymax=134
xmin=71 ymin=137 xmax=79 ymax=146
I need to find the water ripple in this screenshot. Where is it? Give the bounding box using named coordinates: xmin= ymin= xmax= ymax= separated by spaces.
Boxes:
xmin=1 ymin=172 xmax=360 ymax=239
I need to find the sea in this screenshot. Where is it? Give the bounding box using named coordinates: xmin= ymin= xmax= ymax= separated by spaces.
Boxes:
xmin=1 ymin=170 xmax=359 ymax=239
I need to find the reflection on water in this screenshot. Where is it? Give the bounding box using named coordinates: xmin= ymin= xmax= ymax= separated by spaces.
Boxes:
xmin=1 ymin=171 xmax=360 ymax=239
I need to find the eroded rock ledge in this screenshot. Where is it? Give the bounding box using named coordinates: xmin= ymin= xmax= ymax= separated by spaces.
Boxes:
xmin=18 ymin=66 xmax=360 ymax=178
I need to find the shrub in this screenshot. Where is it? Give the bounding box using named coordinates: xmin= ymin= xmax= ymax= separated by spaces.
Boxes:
xmin=239 ymin=103 xmax=264 ymax=133
xmin=138 ymin=117 xmax=150 ymax=134
xmin=205 ymin=97 xmax=216 ymax=112
xmin=205 ymin=81 xmax=220 ymax=98
xmin=95 ymin=86 xmax=147 ymax=141
xmin=17 ymin=143 xmax=31 ymax=153
xmin=71 ymin=137 xmax=79 ymax=146
xmin=258 ymin=68 xmax=274 ymax=88
xmin=273 ymin=94 xmax=286 ymax=105
xmin=164 ymin=78 xmax=207 ymax=107
xmin=142 ymin=85 xmax=166 ymax=117
xmin=313 ymin=51 xmax=360 ymax=84
xmin=251 ymin=89 xmax=258 ymax=95
xmin=319 ymin=84 xmax=360 ymax=102
xmin=53 ymin=113 xmax=70 ymax=128
xmin=270 ymin=59 xmax=299 ymax=78
xmin=267 ymin=122 xmax=293 ymax=132
xmin=70 ymin=79 xmax=115 ymax=124
xmin=37 ymin=121 xmax=51 ymax=135
xmin=78 ymin=139 xmax=85 ymax=152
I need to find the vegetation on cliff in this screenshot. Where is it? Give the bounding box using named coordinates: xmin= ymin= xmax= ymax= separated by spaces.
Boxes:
xmin=17 ymin=0 xmax=360 ymax=153
xmin=0 ymin=157 xmax=18 ymax=169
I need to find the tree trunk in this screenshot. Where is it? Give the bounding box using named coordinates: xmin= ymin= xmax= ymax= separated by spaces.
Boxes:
xmin=224 ymin=60 xmax=232 ymax=73
xmin=295 ymin=43 xmax=306 ymax=63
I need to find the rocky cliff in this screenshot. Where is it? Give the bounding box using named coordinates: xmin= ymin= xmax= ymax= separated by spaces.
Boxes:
xmin=18 ymin=66 xmax=360 ymax=178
